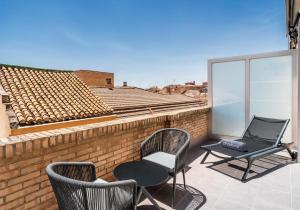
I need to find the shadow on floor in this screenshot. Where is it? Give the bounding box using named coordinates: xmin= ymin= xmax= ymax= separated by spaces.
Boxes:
xmin=206 ymin=153 xmax=296 ymax=182
xmin=195 ymin=137 xmax=297 ymax=182
xmin=138 ymin=184 xmax=206 ymax=210
xmin=185 ymin=137 xmax=219 ymax=169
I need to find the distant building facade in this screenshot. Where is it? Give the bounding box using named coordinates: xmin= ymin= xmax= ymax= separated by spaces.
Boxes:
xmin=146 ymin=81 xmax=208 ymax=105
xmin=75 ymin=70 xmax=114 ymax=88
xmin=159 ymin=81 xmax=208 ymax=95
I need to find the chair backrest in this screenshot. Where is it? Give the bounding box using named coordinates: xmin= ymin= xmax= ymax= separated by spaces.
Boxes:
xmin=242 ymin=116 xmax=290 ymax=146
xmin=150 ymin=128 xmax=190 ymax=155
xmin=50 ymin=162 xmax=96 ymax=181
xmin=46 ymin=162 xmax=136 ymax=210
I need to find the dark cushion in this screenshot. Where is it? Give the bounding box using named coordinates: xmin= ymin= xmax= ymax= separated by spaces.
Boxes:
xmin=220 ymin=140 xmax=248 ymax=152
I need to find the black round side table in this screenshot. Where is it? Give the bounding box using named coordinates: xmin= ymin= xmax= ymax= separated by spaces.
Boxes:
xmin=114 ymin=160 xmax=169 ymax=210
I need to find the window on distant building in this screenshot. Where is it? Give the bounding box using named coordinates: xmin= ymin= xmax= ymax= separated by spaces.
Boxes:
xmin=106 ymin=78 xmax=112 ymax=85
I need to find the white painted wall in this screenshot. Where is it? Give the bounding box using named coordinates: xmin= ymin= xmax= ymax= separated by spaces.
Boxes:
xmin=0 ymin=102 xmax=10 ymax=137
xmin=297 ymin=24 xmax=300 ymax=158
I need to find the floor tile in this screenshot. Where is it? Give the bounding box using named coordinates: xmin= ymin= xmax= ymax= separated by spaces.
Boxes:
xmin=138 ymin=143 xmax=298 ymax=210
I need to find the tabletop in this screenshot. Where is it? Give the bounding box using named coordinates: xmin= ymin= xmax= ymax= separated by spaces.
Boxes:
xmin=114 ymin=160 xmax=169 ymax=187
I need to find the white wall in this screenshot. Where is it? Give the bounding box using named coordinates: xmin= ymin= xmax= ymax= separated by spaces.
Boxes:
xmin=0 ymin=102 xmax=10 ymax=137
xmin=297 ymin=24 xmax=300 ymax=157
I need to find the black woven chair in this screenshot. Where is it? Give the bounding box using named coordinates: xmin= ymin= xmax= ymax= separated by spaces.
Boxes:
xmin=46 ymin=162 xmax=137 ymax=210
xmin=201 ymin=116 xmax=298 ymax=181
xmin=140 ymin=128 xmax=190 ymax=207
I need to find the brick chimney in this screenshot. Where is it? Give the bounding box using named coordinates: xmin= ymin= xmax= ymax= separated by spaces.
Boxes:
xmin=75 ymin=70 xmax=114 ymax=88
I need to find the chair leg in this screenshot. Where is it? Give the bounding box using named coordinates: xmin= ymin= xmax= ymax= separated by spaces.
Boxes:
xmin=182 ymin=169 xmax=186 ymax=189
xmin=201 ymin=150 xmax=210 ymax=164
xmin=172 ymin=174 xmax=177 ymax=208
xmin=242 ymin=159 xmax=253 ymax=181
xmin=287 ymin=147 xmax=298 ymax=160
xmin=136 ymin=187 xmax=143 ymax=204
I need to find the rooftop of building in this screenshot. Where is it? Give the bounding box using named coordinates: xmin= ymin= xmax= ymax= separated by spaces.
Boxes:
xmin=91 ymin=86 xmax=206 ymax=117
xmin=93 ymin=86 xmax=199 ymax=108
xmin=0 ymin=64 xmax=113 ymax=127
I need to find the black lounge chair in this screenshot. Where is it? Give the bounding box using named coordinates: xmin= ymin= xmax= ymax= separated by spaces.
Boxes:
xmin=201 ymin=116 xmax=298 ymax=181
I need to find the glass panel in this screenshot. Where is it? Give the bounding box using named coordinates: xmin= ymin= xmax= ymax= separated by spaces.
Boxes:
xmin=250 ymin=55 xmax=292 ymax=143
xmin=212 ymin=61 xmax=245 ymax=137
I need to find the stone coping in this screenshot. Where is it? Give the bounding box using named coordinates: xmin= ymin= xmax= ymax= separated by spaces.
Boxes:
xmin=0 ymin=106 xmax=210 ymax=160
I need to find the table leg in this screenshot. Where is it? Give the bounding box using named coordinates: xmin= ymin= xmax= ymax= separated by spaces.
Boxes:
xmin=141 ymin=187 xmax=162 ymax=210
xmin=136 ymin=187 xmax=143 ymax=204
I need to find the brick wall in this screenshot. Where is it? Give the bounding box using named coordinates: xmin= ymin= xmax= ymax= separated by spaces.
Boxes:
xmin=0 ymin=107 xmax=210 ymax=210
xmin=75 ymin=70 xmax=114 ymax=88
xmin=167 ymin=108 xmax=209 ymax=145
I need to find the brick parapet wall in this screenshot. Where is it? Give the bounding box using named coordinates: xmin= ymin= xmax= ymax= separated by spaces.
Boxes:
xmin=166 ymin=107 xmax=209 ymax=144
xmin=0 ymin=107 xmax=210 ymax=210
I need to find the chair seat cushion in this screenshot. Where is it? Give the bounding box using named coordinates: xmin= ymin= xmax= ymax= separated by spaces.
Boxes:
xmin=93 ymin=178 xmax=107 ymax=184
xmin=143 ymin=152 xmax=176 ymax=171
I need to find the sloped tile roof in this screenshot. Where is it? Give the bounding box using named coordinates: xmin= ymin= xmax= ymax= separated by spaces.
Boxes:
xmin=92 ymin=87 xmax=201 ymax=108
xmin=0 ymin=65 xmax=113 ymax=126
xmin=92 ymin=87 xmax=206 ymax=117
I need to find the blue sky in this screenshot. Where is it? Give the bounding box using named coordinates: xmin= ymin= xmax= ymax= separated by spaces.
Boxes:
xmin=0 ymin=0 xmax=287 ymax=88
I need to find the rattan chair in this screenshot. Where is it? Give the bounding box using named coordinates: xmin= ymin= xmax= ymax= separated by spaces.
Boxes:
xmin=140 ymin=128 xmax=191 ymax=207
xmin=46 ymin=162 xmax=137 ymax=210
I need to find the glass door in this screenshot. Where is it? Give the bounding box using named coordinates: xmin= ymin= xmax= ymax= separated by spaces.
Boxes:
xmin=212 ymin=61 xmax=246 ymax=137
xmin=209 ymin=51 xmax=294 ymax=140
xmin=250 ymin=55 xmax=292 ymax=143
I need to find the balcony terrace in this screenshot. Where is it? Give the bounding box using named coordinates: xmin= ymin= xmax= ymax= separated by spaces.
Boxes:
xmin=138 ymin=142 xmax=300 ymax=210
xmin=1 ymin=103 xmax=299 ymax=210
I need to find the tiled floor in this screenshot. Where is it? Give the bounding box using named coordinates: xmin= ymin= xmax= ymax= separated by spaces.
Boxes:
xmin=138 ymin=141 xmax=300 ymax=210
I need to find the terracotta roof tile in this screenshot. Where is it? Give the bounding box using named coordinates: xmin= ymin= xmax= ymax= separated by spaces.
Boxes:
xmin=92 ymin=87 xmax=201 ymax=108
xmin=0 ymin=65 xmax=113 ymax=126
xmin=92 ymin=87 xmax=205 ymax=117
